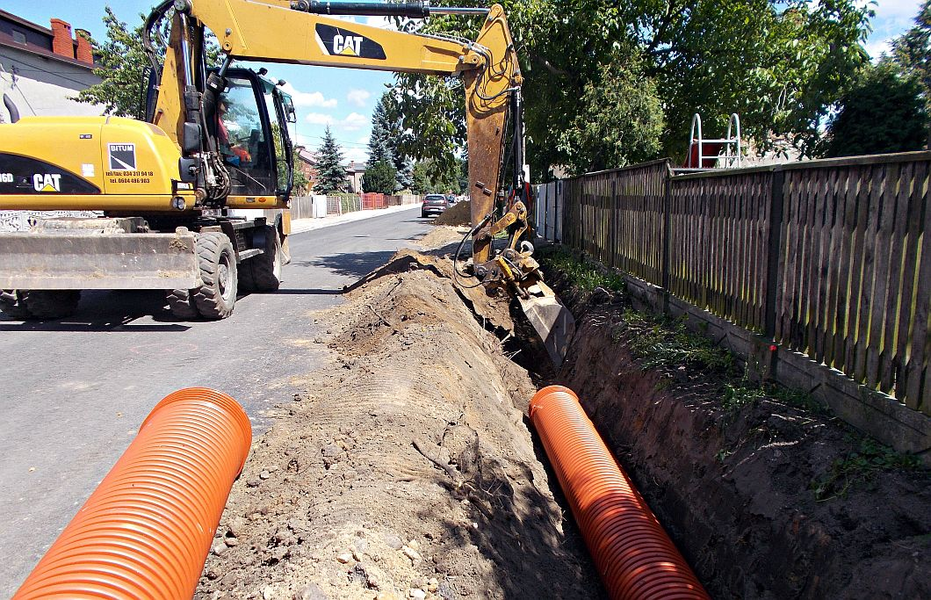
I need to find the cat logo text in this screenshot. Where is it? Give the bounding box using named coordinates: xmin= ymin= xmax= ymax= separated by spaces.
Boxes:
xmin=333 ymin=34 xmax=363 ymax=56
xmin=33 ymin=173 xmax=61 ymax=192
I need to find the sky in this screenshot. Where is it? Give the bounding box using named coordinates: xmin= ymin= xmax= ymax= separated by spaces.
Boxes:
xmin=3 ymin=0 xmax=926 ymax=165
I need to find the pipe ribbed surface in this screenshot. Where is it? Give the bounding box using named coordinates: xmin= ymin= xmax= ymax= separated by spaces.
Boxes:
xmin=529 ymin=385 xmax=710 ymax=600
xmin=14 ymin=387 xmax=252 ymax=599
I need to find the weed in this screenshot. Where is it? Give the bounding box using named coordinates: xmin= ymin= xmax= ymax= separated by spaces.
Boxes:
xmin=764 ymin=384 xmax=826 ymax=415
xmin=624 ymin=311 xmax=734 ymax=373
xmin=811 ymin=438 xmax=921 ymax=502
xmin=722 ymin=383 xmax=766 ymax=412
xmin=539 ymin=247 xmax=625 ymax=293
xmin=654 ymin=377 xmax=673 ymax=392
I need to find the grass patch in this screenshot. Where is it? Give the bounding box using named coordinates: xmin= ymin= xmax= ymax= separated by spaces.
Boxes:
xmin=811 ymin=438 xmax=922 ymax=501
xmin=623 ymin=310 xmax=734 ymax=373
xmin=722 ymin=383 xmax=767 ymax=412
xmin=539 ymin=247 xmax=625 ymax=293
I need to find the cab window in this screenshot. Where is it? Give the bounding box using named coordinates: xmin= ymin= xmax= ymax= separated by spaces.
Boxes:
xmin=217 ymin=76 xmax=274 ymax=195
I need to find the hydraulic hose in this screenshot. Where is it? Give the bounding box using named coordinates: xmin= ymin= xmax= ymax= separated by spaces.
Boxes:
xmin=529 ymin=385 xmax=710 ymax=600
xmin=13 ymin=387 xmax=252 ymax=599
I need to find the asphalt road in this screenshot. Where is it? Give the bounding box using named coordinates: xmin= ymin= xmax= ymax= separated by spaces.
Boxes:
xmin=0 ymin=205 xmax=430 ymax=597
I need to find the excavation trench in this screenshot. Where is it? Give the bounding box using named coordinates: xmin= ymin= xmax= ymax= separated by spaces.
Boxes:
xmin=196 ymin=230 xmax=929 ymax=599
xmin=195 ymin=235 xmax=601 ymax=600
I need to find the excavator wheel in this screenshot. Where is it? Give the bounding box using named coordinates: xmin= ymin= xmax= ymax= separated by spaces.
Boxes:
xmin=192 ymin=232 xmax=237 ymax=320
xmin=20 ymin=290 xmax=81 ymax=319
xmin=166 ymin=288 xmax=200 ymax=320
xmin=0 ymin=289 xmax=32 ymax=319
xmin=239 ymin=225 xmax=282 ymax=293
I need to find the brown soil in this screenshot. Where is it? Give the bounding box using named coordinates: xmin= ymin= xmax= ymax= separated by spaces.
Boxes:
xmin=434 ymin=202 xmax=471 ymax=227
xmin=543 ymin=258 xmax=931 ymax=600
xmin=196 ymin=228 xmax=929 ymax=599
xmin=195 ymin=243 xmax=597 ymax=599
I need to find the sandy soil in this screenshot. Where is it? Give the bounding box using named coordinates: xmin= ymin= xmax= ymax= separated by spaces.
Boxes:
xmin=195 ymin=236 xmax=598 ymax=599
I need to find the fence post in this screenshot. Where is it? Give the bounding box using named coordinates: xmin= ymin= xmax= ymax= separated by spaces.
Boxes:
xmin=555 ymin=180 xmax=561 ymax=243
xmin=764 ymin=167 xmax=785 ymax=340
xmin=661 ymin=168 xmax=672 ymax=314
xmin=610 ymin=180 xmax=617 ymax=268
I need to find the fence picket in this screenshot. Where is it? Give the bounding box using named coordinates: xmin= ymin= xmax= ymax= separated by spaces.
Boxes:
xmin=867 ymin=163 xmax=898 ymax=388
xmin=905 ymin=169 xmax=931 ymax=409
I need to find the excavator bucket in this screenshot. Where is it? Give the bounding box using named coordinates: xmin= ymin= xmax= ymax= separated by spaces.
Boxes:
xmin=518 ymin=281 xmax=575 ymax=367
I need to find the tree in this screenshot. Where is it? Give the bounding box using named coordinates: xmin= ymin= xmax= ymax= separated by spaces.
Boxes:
xmin=362 ymin=159 xmax=398 ymax=193
xmin=74 ymin=8 xmax=152 ymax=118
xmin=313 ymin=127 xmax=348 ymax=194
xmin=385 ymin=0 xmax=872 ymax=177
xmin=411 ymin=158 xmax=460 ymax=194
xmin=892 ymin=1 xmax=931 ymax=126
xmin=76 ymin=7 xmax=220 ymax=118
xmin=556 ymin=59 xmax=664 ymax=174
xmin=374 ymin=93 xmax=414 ymax=191
xmin=368 ymin=99 xmax=395 ymax=166
xmin=395 ymin=156 xmax=414 ymax=192
xmin=366 ymin=97 xmax=399 ymax=192
xmin=821 ymin=64 xmax=927 ymax=157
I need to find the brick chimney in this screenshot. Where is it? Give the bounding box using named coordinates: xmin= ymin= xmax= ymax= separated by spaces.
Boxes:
xmin=75 ymin=29 xmax=93 ymax=65
xmin=50 ymin=19 xmax=75 ymax=60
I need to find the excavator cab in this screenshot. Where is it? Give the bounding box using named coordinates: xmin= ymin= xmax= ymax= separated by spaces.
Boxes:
xmin=213 ymin=68 xmax=295 ymax=200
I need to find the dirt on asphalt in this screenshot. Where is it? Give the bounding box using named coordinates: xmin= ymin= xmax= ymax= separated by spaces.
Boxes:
xmin=197 ymin=227 xmax=930 ymax=600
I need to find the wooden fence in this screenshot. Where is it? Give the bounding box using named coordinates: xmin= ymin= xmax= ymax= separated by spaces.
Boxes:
xmin=549 ymin=151 xmax=931 ymax=416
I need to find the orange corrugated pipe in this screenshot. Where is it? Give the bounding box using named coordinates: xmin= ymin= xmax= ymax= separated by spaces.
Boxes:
xmin=529 ymin=385 xmax=710 ymax=600
xmin=14 ymin=387 xmax=252 ymax=599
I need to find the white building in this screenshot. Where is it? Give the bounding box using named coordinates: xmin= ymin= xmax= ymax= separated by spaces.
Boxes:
xmin=0 ymin=9 xmax=102 ymax=122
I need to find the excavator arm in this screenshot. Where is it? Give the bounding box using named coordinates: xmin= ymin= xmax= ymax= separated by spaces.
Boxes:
xmin=155 ymin=0 xmax=572 ymax=363
xmin=155 ymin=0 xmax=514 ymax=262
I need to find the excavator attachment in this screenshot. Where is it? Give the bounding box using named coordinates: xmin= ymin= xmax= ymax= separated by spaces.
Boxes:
xmin=518 ymin=281 xmax=575 ymax=367
xmin=466 ymin=204 xmax=575 ymax=367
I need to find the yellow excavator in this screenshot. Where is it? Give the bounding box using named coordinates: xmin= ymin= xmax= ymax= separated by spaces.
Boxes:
xmin=0 ymin=0 xmax=572 ymax=362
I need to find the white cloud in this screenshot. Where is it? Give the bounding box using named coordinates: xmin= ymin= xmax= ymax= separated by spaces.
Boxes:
xmin=305 ymin=112 xmax=335 ymax=126
xmin=347 ymin=89 xmax=371 ymax=107
xmin=864 ymin=38 xmax=894 ymax=60
xmin=343 ymin=147 xmax=370 ymax=165
xmin=305 ymin=111 xmax=369 ymax=131
xmin=281 ymin=83 xmax=337 ymax=108
xmin=872 ymin=0 xmax=923 ymax=20
xmin=357 ymin=134 xmax=371 ymax=145
xmin=342 ymin=112 xmax=368 ymax=131
xmin=363 ymin=15 xmax=397 ymax=30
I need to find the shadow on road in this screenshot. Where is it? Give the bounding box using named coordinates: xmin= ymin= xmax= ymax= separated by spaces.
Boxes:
xmin=0 ymin=290 xmax=192 ymax=332
xmin=269 ymin=288 xmax=344 ymax=295
xmin=290 ymin=250 xmax=398 ymax=279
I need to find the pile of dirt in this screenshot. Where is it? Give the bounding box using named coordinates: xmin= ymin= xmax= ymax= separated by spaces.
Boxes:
xmin=434 ymin=201 xmax=470 ymax=227
xmin=196 ymin=249 xmax=598 ymax=599
xmin=542 ymin=254 xmax=931 ymax=599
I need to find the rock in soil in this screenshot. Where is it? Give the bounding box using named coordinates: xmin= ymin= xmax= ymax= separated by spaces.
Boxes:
xmin=196 ymin=248 xmax=598 ymax=599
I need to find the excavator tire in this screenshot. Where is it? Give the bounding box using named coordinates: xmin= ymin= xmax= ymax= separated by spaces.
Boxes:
xmin=166 ymin=288 xmax=200 ymax=319
xmin=192 ymin=232 xmax=237 ymax=320
xmin=0 ymin=289 xmax=32 ymax=319
xmin=20 ymin=290 xmax=81 ymax=319
xmin=249 ymin=225 xmax=283 ymax=292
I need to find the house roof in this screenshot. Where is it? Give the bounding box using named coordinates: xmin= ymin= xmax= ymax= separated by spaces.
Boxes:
xmin=0 ymin=8 xmax=96 ymax=71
